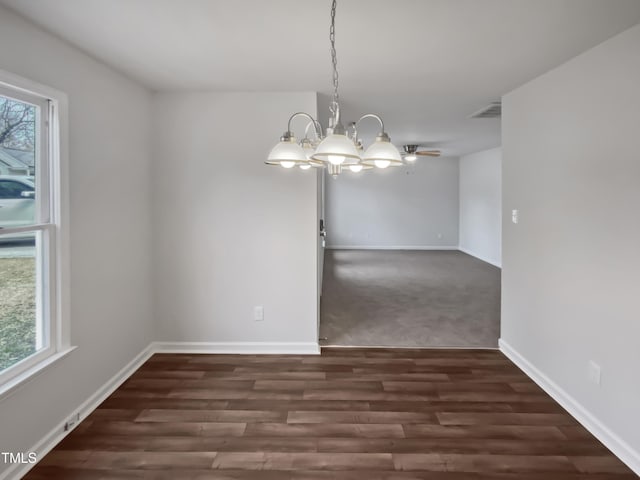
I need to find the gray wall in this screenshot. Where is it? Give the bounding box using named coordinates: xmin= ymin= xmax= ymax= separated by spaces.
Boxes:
xmin=0 ymin=6 xmax=154 ymax=475
xmin=502 ymin=23 xmax=640 ymax=469
xmin=152 ymin=92 xmax=319 ymax=346
xmin=459 ymin=147 xmax=502 ymax=266
xmin=325 ymin=158 xmax=460 ymax=249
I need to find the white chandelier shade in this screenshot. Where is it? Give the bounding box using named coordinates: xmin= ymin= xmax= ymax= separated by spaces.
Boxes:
xmin=265 ymin=137 xmax=309 ymax=169
xmin=361 ymin=137 xmax=403 ymax=169
xmin=311 ymin=133 xmax=361 ymax=166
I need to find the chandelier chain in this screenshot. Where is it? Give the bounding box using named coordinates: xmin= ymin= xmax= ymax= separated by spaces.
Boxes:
xmin=329 ymin=0 xmax=339 ymax=118
xmin=267 ymin=0 xmax=400 ymax=175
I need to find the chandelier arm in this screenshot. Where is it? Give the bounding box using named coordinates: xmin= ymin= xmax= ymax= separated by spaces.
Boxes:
xmin=355 ymin=113 xmax=385 ymax=134
xmin=304 ymin=121 xmax=322 ymax=140
xmin=286 ymin=112 xmax=322 ymax=139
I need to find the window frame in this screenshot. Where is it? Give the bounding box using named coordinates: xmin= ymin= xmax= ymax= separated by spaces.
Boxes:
xmin=0 ymin=69 xmax=72 ymax=398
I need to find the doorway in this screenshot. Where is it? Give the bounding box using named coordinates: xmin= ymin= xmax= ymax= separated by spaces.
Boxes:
xmin=318 ymin=151 xmax=502 ymax=348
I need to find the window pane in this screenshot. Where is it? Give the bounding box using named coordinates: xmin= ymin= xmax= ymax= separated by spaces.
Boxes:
xmin=0 ymin=232 xmax=41 ymax=372
xmin=0 ymin=94 xmax=37 ymax=228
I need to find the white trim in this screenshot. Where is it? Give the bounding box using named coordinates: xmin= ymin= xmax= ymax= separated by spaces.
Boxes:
xmin=153 ymin=341 xmax=320 ymax=355
xmin=0 ymin=70 xmax=71 ymax=390
xmin=499 ymin=339 xmax=640 ymax=476
xmin=50 ymin=94 xmax=71 ymax=351
xmin=0 ymin=346 xmax=76 ymax=400
xmin=323 ymin=344 xmax=499 ymax=350
xmin=0 ymin=344 xmax=155 ymax=480
xmin=0 ymin=223 xmax=52 ymax=235
xmin=326 ymin=245 xmax=459 ymax=251
xmin=0 ymin=69 xmax=66 ymax=102
xmin=457 ymin=246 xmax=502 ymax=268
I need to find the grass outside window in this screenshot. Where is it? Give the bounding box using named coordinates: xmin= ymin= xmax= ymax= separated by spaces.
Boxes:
xmin=0 ymin=252 xmax=36 ymax=370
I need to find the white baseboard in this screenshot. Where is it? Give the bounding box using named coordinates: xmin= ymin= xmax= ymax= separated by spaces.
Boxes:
xmin=152 ymin=341 xmax=320 ymax=355
xmin=499 ymin=339 xmax=640 ymax=475
xmin=458 ymin=246 xmax=502 ymax=268
xmin=1 ymin=343 xmax=155 ymax=480
xmin=326 ymin=245 xmax=459 ymax=251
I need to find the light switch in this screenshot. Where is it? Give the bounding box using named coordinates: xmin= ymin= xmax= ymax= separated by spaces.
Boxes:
xmin=253 ymin=306 xmax=264 ymax=321
xmin=588 ymin=361 xmax=601 ymax=386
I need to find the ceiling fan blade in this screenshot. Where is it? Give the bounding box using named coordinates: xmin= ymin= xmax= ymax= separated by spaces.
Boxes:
xmin=416 ymin=150 xmax=441 ymax=157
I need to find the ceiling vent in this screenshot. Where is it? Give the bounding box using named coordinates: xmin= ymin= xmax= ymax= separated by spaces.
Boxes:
xmin=469 ymin=102 xmax=501 ymax=119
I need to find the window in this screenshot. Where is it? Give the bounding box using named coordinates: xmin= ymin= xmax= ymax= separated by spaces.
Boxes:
xmin=0 ymin=73 xmax=69 ymax=393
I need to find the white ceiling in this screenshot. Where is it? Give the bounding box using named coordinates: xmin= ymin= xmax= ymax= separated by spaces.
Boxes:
xmin=3 ymin=0 xmax=640 ymax=155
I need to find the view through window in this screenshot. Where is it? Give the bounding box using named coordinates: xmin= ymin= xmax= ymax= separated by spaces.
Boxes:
xmin=0 ymin=85 xmax=52 ymax=380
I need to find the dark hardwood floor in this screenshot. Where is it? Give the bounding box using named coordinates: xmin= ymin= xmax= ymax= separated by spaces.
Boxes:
xmin=23 ymin=348 xmax=636 ymax=479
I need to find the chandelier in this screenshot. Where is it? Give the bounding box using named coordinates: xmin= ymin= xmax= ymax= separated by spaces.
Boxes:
xmin=265 ymin=0 xmax=401 ymax=177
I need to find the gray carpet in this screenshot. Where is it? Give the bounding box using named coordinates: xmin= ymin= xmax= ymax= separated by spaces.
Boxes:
xmin=320 ymin=250 xmax=501 ymax=348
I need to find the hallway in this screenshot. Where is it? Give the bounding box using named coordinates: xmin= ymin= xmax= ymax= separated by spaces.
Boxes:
xmin=320 ymin=250 xmax=501 ymax=348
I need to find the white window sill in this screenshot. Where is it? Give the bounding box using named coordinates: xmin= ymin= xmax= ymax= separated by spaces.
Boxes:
xmin=0 ymin=346 xmax=77 ymax=401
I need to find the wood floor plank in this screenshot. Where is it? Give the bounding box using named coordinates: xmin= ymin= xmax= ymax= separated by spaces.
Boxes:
xmin=367 ymin=400 xmax=516 ymax=413
xmin=254 ymin=379 xmax=384 ymax=391
xmin=382 ymin=381 xmax=514 ymax=393
xmin=437 ymin=391 xmax=554 ymax=403
xmin=326 ymin=372 xmax=451 ymax=382
xmin=99 ymin=398 xmax=220 ymax=410
xmin=393 ymin=453 xmax=578 ymax=473
xmin=83 ymin=451 xmax=218 ymax=470
xmin=287 ymin=410 xmax=437 ymax=424
xmin=436 ymin=412 xmax=579 ymax=426
xmin=245 ymin=422 xmax=405 ymax=438
xmin=76 ymin=420 xmax=248 ymax=437
xmin=302 ymin=390 xmax=437 ymax=401
xmin=135 ymin=409 xmax=286 ymax=423
xmin=572 ymin=455 xmax=637 ymax=474
xmin=129 ymin=370 xmax=206 ymax=379
xmin=22 ymin=348 xmax=636 ymax=479
xmin=316 ymin=437 xmax=610 ymax=455
xmin=205 ymin=371 xmax=328 ymax=380
xmin=225 ymin=399 xmax=371 ymax=411
xmin=84 ymin=408 xmax=141 ymax=421
xmin=124 ymin=379 xmax=256 ymax=390
xmin=59 ymin=435 xmax=320 ymax=453
xmin=402 ymin=424 xmax=568 ymax=440
xmin=210 ymin=452 xmax=395 ymax=470
xmin=167 ymin=388 xmax=303 ymax=401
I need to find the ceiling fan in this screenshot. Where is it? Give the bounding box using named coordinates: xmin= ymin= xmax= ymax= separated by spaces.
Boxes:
xmin=401 ymin=144 xmax=441 ymax=162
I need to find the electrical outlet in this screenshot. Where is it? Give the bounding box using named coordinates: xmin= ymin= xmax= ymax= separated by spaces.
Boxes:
xmin=253 ymin=306 xmax=264 ymax=322
xmin=511 ymin=209 xmax=519 ymax=224
xmin=64 ymin=413 xmax=80 ymax=431
xmin=588 ymin=361 xmax=601 ymax=386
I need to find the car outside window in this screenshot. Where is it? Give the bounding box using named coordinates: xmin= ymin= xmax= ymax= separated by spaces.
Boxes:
xmin=0 ymin=179 xmax=33 ymax=199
